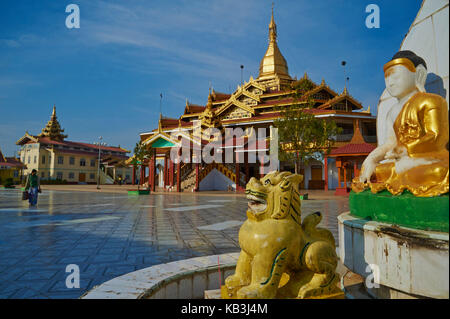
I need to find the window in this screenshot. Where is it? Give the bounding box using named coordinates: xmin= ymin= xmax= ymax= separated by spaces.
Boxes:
xmin=56 ymin=172 xmax=63 ymax=180
xmin=28 ymin=156 xmax=30 ymax=164
xmin=80 ymin=158 xmax=86 ymax=166
xmin=69 ymin=172 xmax=75 ymax=179
xmin=89 ymin=173 xmax=95 ymax=180
xmin=69 ymin=157 xmax=75 ymax=165
xmin=33 ymin=156 xmax=37 ymax=164
xmin=41 ymin=172 xmax=45 ymax=178
xmin=42 ymin=155 xmax=45 ymax=164
xmin=58 ymin=156 xmax=64 ymax=164
xmin=90 ymin=159 xmax=96 ymax=167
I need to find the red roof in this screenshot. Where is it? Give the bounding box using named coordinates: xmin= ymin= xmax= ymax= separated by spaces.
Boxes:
xmin=329 ymin=143 xmax=376 ymax=156
xmin=35 ymin=137 xmax=128 ymax=153
xmin=0 ymin=157 xmax=25 ymax=168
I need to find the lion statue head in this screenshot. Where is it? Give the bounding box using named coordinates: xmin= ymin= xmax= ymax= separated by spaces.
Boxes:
xmin=245 ymin=171 xmax=303 ymax=222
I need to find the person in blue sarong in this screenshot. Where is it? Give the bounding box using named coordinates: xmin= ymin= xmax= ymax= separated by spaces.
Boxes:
xmin=25 ymin=169 xmax=41 ymax=207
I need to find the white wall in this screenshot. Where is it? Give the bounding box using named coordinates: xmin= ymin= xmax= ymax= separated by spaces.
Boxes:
xmin=199 ymin=168 xmax=235 ymax=191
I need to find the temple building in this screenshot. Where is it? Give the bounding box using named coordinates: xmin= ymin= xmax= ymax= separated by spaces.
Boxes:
xmin=132 ymin=8 xmax=377 ymax=194
xmin=16 ymin=106 xmax=132 ymax=184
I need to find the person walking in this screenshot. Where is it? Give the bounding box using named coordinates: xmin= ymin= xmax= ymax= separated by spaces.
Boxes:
xmin=25 ymin=169 xmax=41 ymax=207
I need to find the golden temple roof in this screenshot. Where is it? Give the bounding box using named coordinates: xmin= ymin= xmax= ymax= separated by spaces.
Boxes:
xmin=37 ymin=105 xmax=68 ymax=141
xmin=258 ymin=5 xmax=291 ymax=80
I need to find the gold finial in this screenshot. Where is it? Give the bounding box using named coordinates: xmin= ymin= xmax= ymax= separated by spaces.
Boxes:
xmin=343 ymin=86 xmax=348 ymax=95
xmin=321 ymin=78 xmax=325 ymax=85
xmin=206 ymin=92 xmax=213 ymax=110
xmin=258 ymin=2 xmax=290 ymax=80
xmin=158 ymin=113 xmax=163 ymax=132
xmin=269 ymin=2 xmax=277 ymax=42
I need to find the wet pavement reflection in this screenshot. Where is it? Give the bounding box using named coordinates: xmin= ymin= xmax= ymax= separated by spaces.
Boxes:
xmin=0 ymin=188 xmax=348 ymax=298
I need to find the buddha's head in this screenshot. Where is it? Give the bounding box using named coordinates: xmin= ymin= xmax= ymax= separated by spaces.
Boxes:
xmin=384 ymin=50 xmax=427 ymax=99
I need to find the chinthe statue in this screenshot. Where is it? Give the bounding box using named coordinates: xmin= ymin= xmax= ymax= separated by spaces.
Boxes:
xmin=353 ymin=50 xmax=449 ymax=197
xmin=222 ymin=171 xmax=343 ymax=299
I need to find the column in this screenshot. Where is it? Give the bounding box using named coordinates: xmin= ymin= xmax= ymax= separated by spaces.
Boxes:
xmin=169 ymin=157 xmax=174 ymax=187
xmin=148 ymin=159 xmax=152 ymax=189
xmin=164 ymin=156 xmax=168 ymax=188
xmin=132 ymin=165 xmax=136 ymax=185
xmin=177 ymin=161 xmax=181 ymax=192
xmin=343 ymin=163 xmax=347 ymax=192
xmin=235 ymin=152 xmax=240 ymax=192
xmin=337 ymin=166 xmax=341 ymax=189
xmin=259 ymin=155 xmax=265 ymax=178
xmin=324 ymin=156 xmax=328 ymax=191
xmin=353 ymin=161 xmax=358 ymax=179
xmin=245 ymin=152 xmax=249 ymax=183
xmin=150 ymin=155 xmax=156 ymax=192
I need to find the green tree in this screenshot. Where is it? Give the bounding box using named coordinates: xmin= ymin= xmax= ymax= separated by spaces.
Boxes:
xmin=132 ymin=141 xmax=154 ymax=189
xmin=273 ymin=79 xmax=342 ymax=174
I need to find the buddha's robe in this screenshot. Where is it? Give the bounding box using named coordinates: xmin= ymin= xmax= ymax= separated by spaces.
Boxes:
xmin=353 ymin=92 xmax=449 ymax=197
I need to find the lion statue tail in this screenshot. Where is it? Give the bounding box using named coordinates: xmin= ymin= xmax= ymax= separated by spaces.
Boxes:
xmin=301 ymin=212 xmax=336 ymax=249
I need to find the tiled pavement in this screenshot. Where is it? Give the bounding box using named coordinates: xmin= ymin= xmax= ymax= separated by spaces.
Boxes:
xmin=0 ymin=188 xmax=348 ymax=299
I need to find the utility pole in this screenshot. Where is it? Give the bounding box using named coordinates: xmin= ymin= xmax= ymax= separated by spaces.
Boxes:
xmin=96 ymin=136 xmax=103 ymax=189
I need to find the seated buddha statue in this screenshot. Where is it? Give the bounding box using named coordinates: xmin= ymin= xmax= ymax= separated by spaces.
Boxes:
xmin=353 ymin=50 xmax=449 ymax=197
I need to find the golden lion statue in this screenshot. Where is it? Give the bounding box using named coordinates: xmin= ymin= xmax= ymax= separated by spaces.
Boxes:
xmin=222 ymin=171 xmax=342 ymax=299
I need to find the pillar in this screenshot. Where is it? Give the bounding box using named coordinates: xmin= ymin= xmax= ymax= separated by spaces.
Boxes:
xmin=169 ymin=157 xmax=174 ymax=187
xmin=164 ymin=156 xmax=168 ymax=187
xmin=343 ymin=163 xmax=347 ymax=191
xmin=150 ymin=155 xmax=156 ymax=192
xmin=132 ymin=165 xmax=136 ymax=185
xmin=337 ymin=166 xmax=341 ymax=189
xmin=177 ymin=161 xmax=181 ymax=192
xmin=245 ymin=152 xmax=249 ymax=183
xmin=324 ymin=156 xmax=328 ymax=191
xmin=235 ymin=152 xmax=240 ymax=192
xmin=259 ymin=155 xmax=265 ymax=179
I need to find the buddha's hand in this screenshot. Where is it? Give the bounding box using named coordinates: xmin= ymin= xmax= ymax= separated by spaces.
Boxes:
xmin=359 ymin=158 xmax=376 ymax=183
xmin=385 ymin=145 xmax=408 ymax=160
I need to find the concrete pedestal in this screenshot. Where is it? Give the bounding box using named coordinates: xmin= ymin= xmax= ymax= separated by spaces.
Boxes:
xmin=338 ymin=212 xmax=449 ymax=299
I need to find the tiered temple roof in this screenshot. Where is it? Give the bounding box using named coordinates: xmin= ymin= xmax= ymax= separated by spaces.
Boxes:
xmin=140 ymin=7 xmax=374 ymax=148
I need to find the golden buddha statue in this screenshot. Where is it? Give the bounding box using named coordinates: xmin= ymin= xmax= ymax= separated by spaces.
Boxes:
xmin=353 ymin=51 xmax=449 ymax=197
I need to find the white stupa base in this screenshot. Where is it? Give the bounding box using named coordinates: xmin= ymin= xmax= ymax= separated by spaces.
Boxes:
xmin=338 ymin=212 xmax=449 ymax=299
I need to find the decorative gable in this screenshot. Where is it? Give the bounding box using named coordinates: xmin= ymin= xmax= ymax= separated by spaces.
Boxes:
xmin=221 ymin=106 xmax=252 ymax=121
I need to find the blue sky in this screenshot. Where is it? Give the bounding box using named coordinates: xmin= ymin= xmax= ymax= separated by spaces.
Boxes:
xmin=0 ymin=0 xmax=422 ymax=156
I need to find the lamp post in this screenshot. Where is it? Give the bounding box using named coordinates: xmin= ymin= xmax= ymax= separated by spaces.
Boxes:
xmin=96 ymin=136 xmax=103 ymax=189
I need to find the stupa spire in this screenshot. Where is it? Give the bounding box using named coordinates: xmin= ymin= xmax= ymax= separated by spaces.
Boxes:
xmin=258 ymin=3 xmax=291 ymax=80
xmin=38 ymin=105 xmax=68 ymax=141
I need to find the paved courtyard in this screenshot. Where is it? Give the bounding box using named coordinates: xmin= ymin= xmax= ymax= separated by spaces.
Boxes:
xmin=0 ymin=188 xmax=348 ymax=299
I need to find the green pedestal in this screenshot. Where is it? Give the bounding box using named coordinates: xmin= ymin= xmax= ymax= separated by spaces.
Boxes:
xmin=128 ymin=189 xmax=150 ymax=195
xmin=349 ymin=190 xmax=449 ymax=232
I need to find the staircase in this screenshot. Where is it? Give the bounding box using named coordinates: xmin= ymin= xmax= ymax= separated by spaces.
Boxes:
xmin=180 ymin=164 xmax=197 ymax=192
xmin=178 ymin=162 xmax=248 ymax=192
xmin=99 ymin=169 xmax=114 ymax=185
